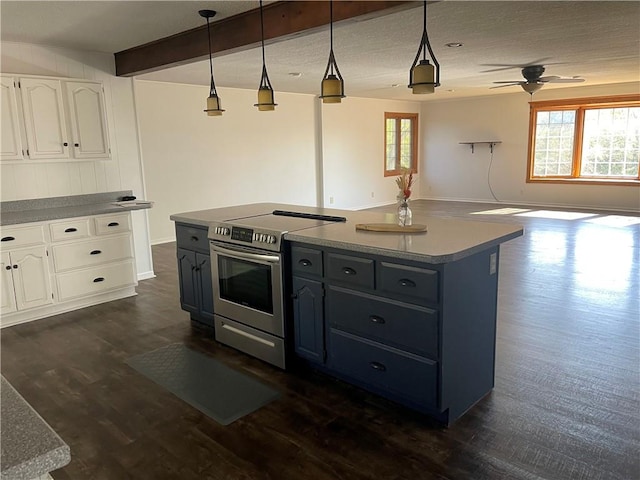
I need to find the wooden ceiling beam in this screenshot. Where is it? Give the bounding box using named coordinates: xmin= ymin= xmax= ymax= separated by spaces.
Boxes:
xmin=115 ymin=1 xmax=417 ymax=77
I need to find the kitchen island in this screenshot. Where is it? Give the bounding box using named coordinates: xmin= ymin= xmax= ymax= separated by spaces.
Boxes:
xmin=171 ymin=203 xmax=523 ymax=424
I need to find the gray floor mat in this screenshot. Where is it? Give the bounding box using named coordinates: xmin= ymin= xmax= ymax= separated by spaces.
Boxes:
xmin=126 ymin=343 xmax=280 ymax=425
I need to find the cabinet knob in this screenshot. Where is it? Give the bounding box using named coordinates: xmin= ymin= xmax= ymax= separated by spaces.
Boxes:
xmin=299 ymin=259 xmax=312 ymax=267
xmin=12 ymin=265 xmax=18 ymax=269
xmin=90 ymin=250 xmax=102 ymax=255
xmin=5 ymin=265 xmax=11 ymax=270
xmin=369 ymin=315 xmax=385 ymax=325
xmin=107 ymin=222 xmax=120 ymax=227
xmin=93 ymin=277 xmax=105 ymax=283
xmin=74 ymin=143 xmax=79 ymax=147
xmin=191 ymin=236 xmax=199 ymax=242
xmin=64 ymin=227 xmax=78 ymax=233
xmin=63 ymin=142 xmax=68 ymax=146
xmin=369 ymin=361 xmax=386 ymax=372
xmin=342 ymin=267 xmax=356 ymax=276
xmin=398 ymin=278 xmax=416 ymax=288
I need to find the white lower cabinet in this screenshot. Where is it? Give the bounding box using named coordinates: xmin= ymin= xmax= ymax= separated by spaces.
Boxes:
xmin=1 ymin=246 xmax=53 ymax=319
xmin=1 ymin=212 xmax=137 ymax=328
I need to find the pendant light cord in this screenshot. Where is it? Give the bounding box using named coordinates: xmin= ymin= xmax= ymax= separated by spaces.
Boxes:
xmin=260 ymin=0 xmax=266 ymax=67
xmin=422 ymin=1 xmax=427 ymax=62
xmin=205 ymin=17 xmax=216 ymax=92
xmin=329 ymin=0 xmax=334 ymax=75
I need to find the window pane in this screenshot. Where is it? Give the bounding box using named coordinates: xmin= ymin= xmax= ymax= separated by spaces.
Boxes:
xmin=580 ymin=107 xmax=640 ymax=178
xmin=386 ymin=118 xmax=397 ymax=170
xmin=399 ymin=119 xmax=412 ymax=169
xmin=533 ymin=109 xmax=576 ymax=176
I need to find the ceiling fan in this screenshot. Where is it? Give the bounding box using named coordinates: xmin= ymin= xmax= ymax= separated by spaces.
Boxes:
xmin=491 ymin=65 xmax=585 ymax=95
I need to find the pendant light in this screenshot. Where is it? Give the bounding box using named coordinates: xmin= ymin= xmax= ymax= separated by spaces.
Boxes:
xmin=199 ymin=9 xmax=224 ymax=116
xmin=254 ymin=0 xmax=277 ymax=111
xmin=319 ymin=0 xmax=345 ymax=103
xmin=408 ymin=1 xmax=440 ymax=94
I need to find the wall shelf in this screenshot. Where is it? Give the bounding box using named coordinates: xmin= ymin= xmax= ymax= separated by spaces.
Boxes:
xmin=459 ymin=141 xmax=502 ymax=153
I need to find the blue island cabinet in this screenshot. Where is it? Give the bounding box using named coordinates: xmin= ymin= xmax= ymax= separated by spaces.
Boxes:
xmin=175 ymin=223 xmax=214 ymax=328
xmin=287 ymin=241 xmax=500 ymax=426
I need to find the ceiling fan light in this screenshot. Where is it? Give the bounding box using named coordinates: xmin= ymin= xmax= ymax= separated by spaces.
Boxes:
xmin=522 ymin=82 xmax=543 ymax=94
xmin=256 ymin=86 xmax=276 ymax=111
xmin=410 ymin=60 xmax=436 ymax=94
xmin=321 ymin=74 xmax=344 ymax=103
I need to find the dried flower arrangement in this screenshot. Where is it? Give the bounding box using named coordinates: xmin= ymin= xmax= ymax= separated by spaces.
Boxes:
xmin=396 ymin=169 xmax=414 ymax=201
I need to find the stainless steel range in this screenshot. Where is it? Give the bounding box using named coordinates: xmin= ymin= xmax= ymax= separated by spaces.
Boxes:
xmin=208 ymin=211 xmax=345 ymax=369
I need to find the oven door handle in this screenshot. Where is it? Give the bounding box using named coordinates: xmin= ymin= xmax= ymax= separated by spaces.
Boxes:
xmin=211 ymin=243 xmax=280 ymax=264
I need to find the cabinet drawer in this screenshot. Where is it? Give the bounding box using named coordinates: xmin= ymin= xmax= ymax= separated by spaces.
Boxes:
xmin=329 ymin=330 xmax=438 ymax=408
xmin=56 ymin=260 xmax=135 ymax=300
xmin=52 ymin=234 xmax=133 ymax=272
xmin=0 ymin=224 xmax=45 ymax=248
xmin=49 ymin=218 xmax=91 ymax=242
xmin=378 ymin=262 xmax=439 ymax=305
xmin=291 ymin=246 xmax=322 ymax=277
xmin=326 ymin=252 xmax=374 ymax=289
xmin=327 ymin=286 xmax=438 ymax=359
xmin=95 ymin=213 xmax=131 ymax=235
xmin=175 ymin=224 xmax=209 ymax=253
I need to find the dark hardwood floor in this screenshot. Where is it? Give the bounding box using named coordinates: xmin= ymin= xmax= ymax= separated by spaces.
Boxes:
xmin=1 ymin=200 xmax=638 ymax=480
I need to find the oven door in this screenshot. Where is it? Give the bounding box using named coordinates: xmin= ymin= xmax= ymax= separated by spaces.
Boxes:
xmin=210 ymin=241 xmax=283 ymax=337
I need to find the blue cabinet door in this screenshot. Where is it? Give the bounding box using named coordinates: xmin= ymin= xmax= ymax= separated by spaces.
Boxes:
xmin=196 ymin=252 xmax=214 ymax=326
xmin=292 ymin=276 xmax=324 ymax=363
xmin=177 ymin=248 xmax=198 ymax=315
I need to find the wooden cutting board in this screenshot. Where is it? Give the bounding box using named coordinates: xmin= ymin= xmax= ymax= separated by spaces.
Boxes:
xmin=355 ymin=223 xmax=427 ymax=233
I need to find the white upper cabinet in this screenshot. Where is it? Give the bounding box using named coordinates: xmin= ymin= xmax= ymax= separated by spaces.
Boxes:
xmin=0 ymin=77 xmax=24 ymax=160
xmin=0 ymin=75 xmax=111 ymax=162
xmin=20 ymin=77 xmax=70 ymax=159
xmin=65 ymin=81 xmax=111 ymax=159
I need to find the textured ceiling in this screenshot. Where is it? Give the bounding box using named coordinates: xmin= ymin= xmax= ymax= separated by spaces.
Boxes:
xmin=1 ymin=1 xmax=639 ymax=101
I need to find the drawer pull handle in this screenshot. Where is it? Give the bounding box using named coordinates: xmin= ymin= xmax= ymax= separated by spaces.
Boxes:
xmin=93 ymin=277 xmax=105 ymax=283
xmin=299 ymin=259 xmax=312 ymax=267
xmin=398 ymin=278 xmax=416 ymax=288
xmin=342 ymin=267 xmax=356 ymax=276
xmin=64 ymin=227 xmax=78 ymax=233
xmin=107 ymin=222 xmax=120 ymax=227
xmin=369 ymin=361 xmax=386 ymax=372
xmin=1 ymin=236 xmax=15 ymax=242
xmin=90 ymin=250 xmax=102 ymax=255
xmin=370 ymin=315 xmax=385 ymax=325
xmin=191 ymin=236 xmax=199 ymax=242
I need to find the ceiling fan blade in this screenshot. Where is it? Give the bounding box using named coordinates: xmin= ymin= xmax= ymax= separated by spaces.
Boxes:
xmin=490 ymin=84 xmax=520 ymax=89
xmin=545 ymin=78 xmax=585 ymax=83
xmin=492 ymin=80 xmax=525 ymax=84
xmin=538 ymin=76 xmax=560 ymax=82
xmin=479 ymin=57 xmax=556 ymax=73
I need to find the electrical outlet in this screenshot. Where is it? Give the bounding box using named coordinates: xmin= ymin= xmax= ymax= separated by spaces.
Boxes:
xmin=329 ymin=196 xmax=334 ymax=205
xmin=371 ymin=192 xmax=375 ymax=198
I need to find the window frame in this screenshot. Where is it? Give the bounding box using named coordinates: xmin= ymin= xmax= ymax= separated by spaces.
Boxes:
xmin=527 ymin=94 xmax=640 ymax=186
xmin=384 ymin=112 xmax=418 ymax=177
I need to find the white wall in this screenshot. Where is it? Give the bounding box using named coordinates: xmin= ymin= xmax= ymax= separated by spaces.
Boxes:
xmin=321 ymin=97 xmax=421 ymax=210
xmin=134 ymin=81 xmax=319 ymax=244
xmin=421 ymin=82 xmax=640 ymax=212
xmin=0 ymin=41 xmax=154 ymax=279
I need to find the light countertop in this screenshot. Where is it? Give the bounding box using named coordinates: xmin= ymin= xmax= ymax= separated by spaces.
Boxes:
xmin=1 ymin=376 xmax=70 ymax=479
xmin=171 ymin=203 xmax=523 ymax=264
xmin=1 ymin=191 xmax=152 ymax=226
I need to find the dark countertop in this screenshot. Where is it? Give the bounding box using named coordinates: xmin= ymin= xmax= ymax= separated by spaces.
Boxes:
xmin=1 ymin=191 xmax=153 ymax=226
xmin=1 ymin=376 xmax=71 ymax=479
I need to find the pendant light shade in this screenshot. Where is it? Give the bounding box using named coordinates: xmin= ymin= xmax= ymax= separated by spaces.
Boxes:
xmin=408 ymin=1 xmax=440 ymax=94
xmin=254 ymin=0 xmax=277 ymax=111
xmin=319 ymin=0 xmax=345 ymax=103
xmin=200 ymin=9 xmax=224 ymax=116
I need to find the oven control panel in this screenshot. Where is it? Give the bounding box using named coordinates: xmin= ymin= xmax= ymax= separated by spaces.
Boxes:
xmin=210 ymin=224 xmax=279 ymax=248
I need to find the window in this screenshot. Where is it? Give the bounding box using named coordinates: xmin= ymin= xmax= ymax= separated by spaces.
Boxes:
xmin=384 ymin=112 xmax=418 ymax=176
xmin=528 ymin=95 xmax=640 ymax=184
